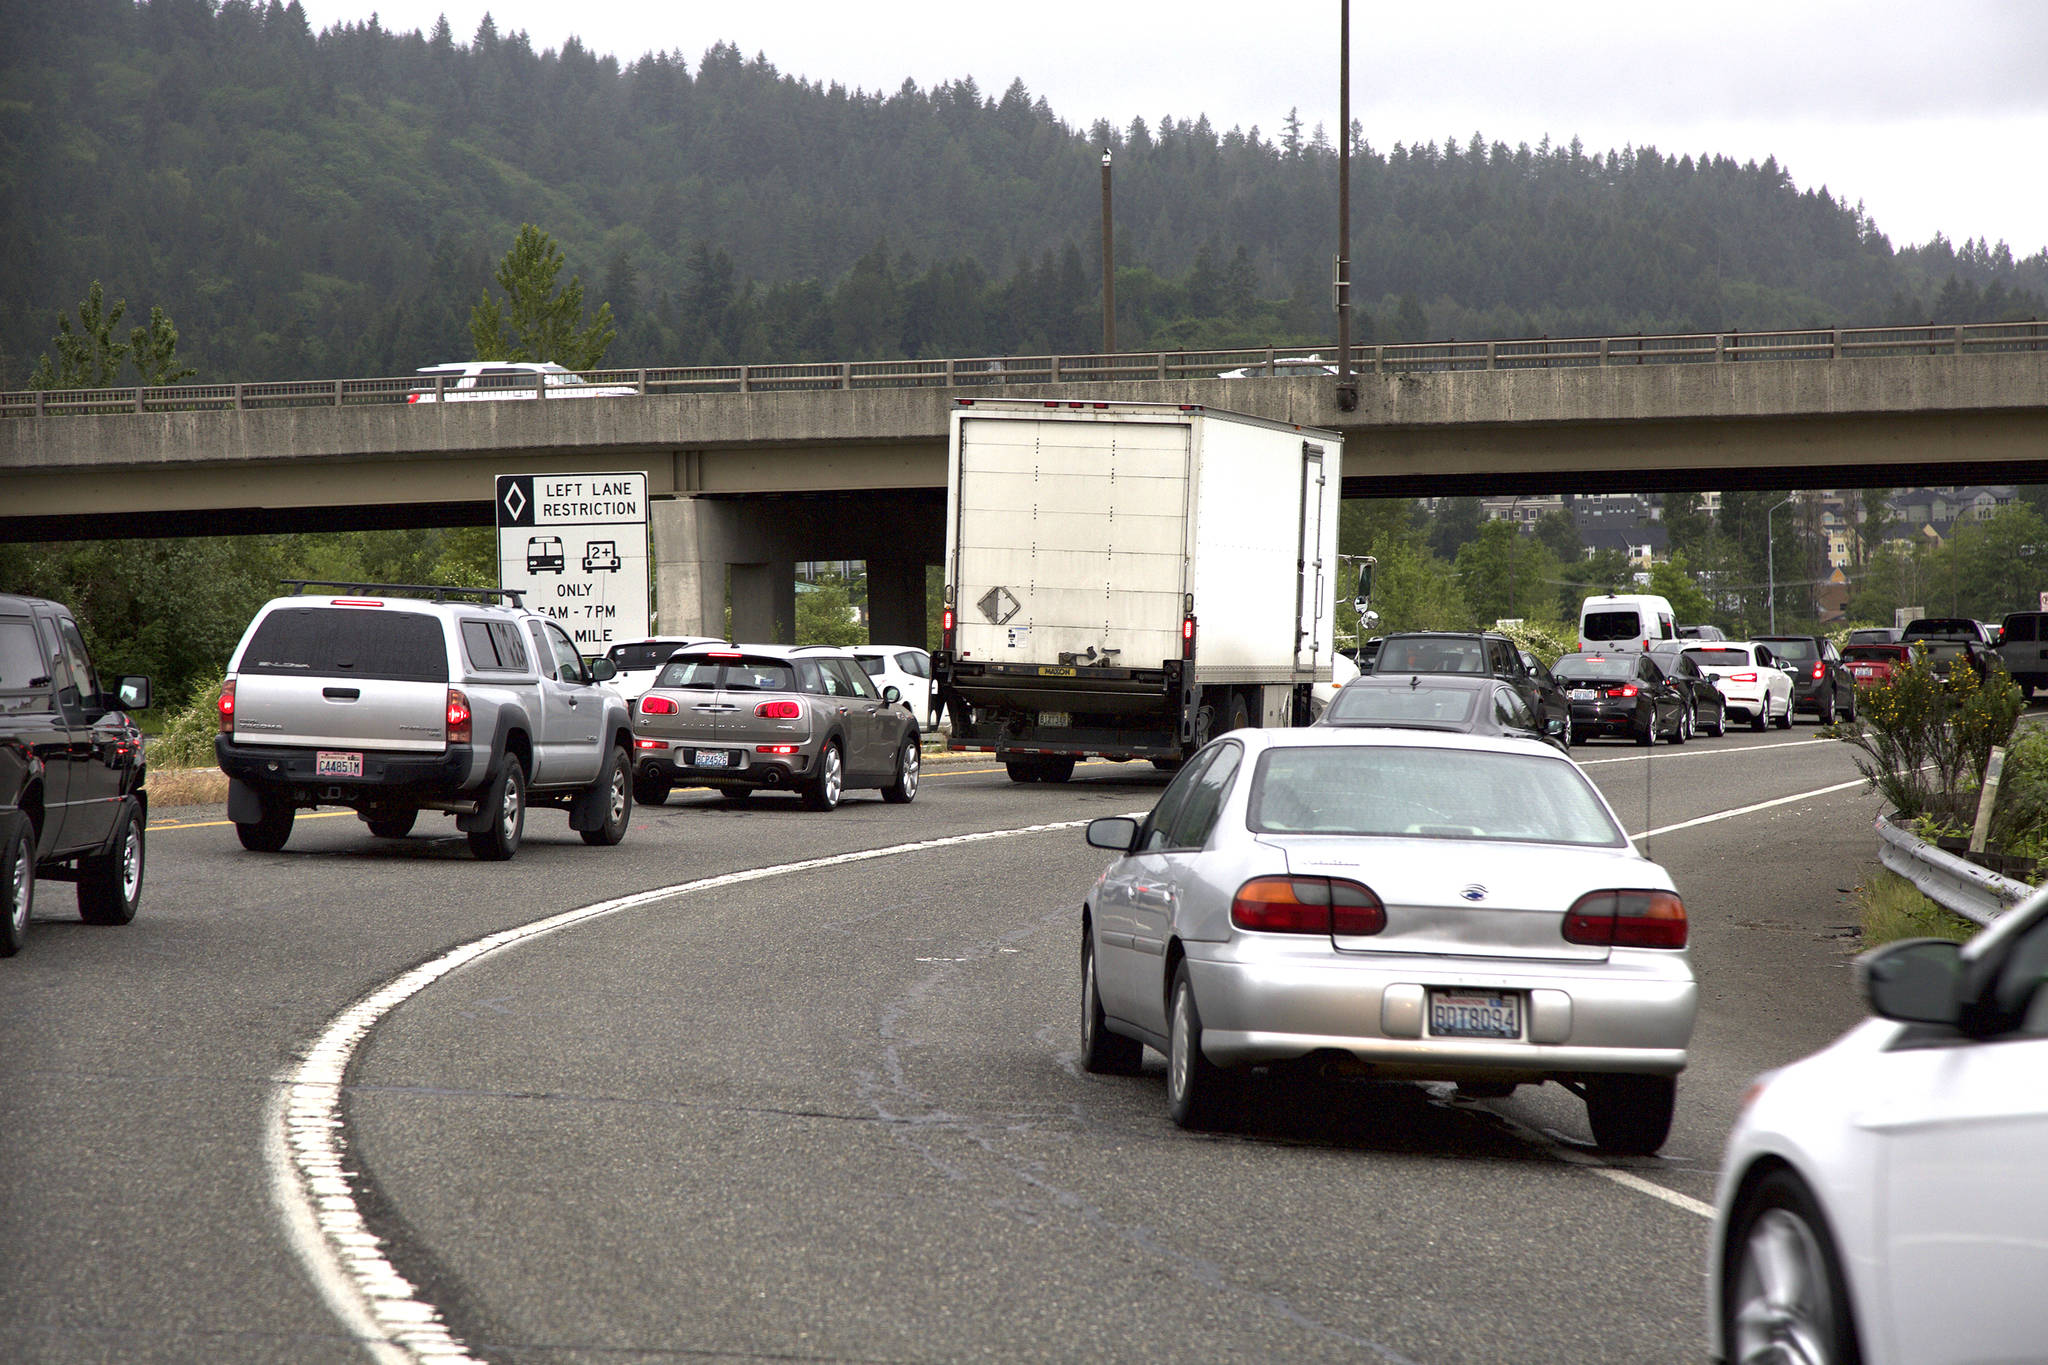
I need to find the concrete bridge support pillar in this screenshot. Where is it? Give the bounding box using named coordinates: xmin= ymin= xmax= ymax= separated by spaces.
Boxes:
xmin=730 ymin=560 xmax=796 ymax=644
xmin=865 ymin=558 xmax=929 ymax=647
xmin=650 ymin=497 xmax=730 ymax=637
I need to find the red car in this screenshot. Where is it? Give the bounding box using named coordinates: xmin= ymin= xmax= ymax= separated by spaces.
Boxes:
xmin=1844 ymin=642 xmax=1911 ymax=687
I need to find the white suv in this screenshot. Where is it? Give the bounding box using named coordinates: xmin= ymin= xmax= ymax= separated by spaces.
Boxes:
xmin=406 ymin=361 xmax=636 ymax=403
xmin=850 ymin=645 xmax=935 ymax=725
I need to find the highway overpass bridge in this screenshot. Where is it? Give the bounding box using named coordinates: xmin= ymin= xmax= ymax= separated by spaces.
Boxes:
xmin=4 ymin=323 xmax=2045 ymax=639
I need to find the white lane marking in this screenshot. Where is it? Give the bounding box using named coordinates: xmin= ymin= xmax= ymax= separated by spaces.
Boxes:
xmin=1578 ymin=737 xmax=1833 ymax=766
xmin=269 ymin=814 xmax=1125 ymax=1365
xmin=1488 ymin=1110 xmax=1717 ymax=1220
xmin=1630 ymin=777 xmax=1867 ymax=841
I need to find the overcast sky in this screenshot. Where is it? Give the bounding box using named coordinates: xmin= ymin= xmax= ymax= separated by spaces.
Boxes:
xmin=300 ymin=0 xmax=2048 ymax=255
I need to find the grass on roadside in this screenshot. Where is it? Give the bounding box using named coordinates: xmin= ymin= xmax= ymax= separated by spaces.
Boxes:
xmin=1854 ymin=868 xmax=1981 ymax=947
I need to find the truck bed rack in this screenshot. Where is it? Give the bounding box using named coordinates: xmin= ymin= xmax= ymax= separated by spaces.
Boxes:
xmin=281 ymin=580 xmax=527 ymax=607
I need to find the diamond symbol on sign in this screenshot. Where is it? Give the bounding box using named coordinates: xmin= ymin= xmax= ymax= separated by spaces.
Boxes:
xmin=501 ymin=482 xmax=528 ymax=522
xmin=976 ymin=586 xmax=1020 ymax=625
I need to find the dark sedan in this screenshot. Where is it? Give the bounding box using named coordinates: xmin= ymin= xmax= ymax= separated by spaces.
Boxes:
xmin=1647 ymin=644 xmax=1728 ymax=738
xmin=1751 ymin=635 xmax=1856 ymax=724
xmin=1551 ymin=652 xmax=1687 ymax=746
xmin=1317 ymin=674 xmax=1565 ymax=750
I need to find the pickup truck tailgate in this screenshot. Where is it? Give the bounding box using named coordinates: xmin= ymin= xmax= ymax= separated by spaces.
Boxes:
xmin=231 ymin=675 xmax=448 ymax=751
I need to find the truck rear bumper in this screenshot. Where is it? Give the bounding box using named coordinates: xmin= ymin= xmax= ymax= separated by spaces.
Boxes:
xmin=216 ymin=737 xmax=479 ymax=805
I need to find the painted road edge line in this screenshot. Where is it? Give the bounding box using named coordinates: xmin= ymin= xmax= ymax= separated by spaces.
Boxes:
xmin=267 ymin=813 xmax=1128 ymax=1365
xmin=1632 ymin=777 xmax=1867 ymax=841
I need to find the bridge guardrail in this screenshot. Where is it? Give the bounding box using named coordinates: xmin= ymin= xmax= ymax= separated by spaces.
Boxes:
xmin=1875 ymin=814 xmax=2035 ymax=928
xmin=4 ymin=320 xmax=2045 ymax=419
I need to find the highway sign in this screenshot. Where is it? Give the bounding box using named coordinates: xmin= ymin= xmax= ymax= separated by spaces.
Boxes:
xmin=496 ymin=473 xmax=649 ymax=653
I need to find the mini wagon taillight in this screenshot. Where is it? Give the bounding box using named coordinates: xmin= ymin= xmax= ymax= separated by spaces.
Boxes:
xmin=1563 ymin=889 xmax=1688 ymax=949
xmin=755 ymin=699 xmax=801 ymax=719
xmin=639 ymin=695 xmax=677 ymax=715
xmin=445 ymin=688 xmax=471 ymax=743
xmin=1231 ymin=876 xmax=1385 ymax=936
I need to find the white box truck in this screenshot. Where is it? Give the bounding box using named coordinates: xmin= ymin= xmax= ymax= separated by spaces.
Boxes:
xmin=934 ymin=399 xmax=1342 ymax=781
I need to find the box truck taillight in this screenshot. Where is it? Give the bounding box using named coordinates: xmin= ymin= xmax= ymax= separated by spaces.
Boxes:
xmin=942 ymin=607 xmax=956 ymax=652
xmin=217 ymin=679 xmax=236 ymax=733
xmin=1182 ymin=615 xmax=1197 ymax=659
xmin=446 ymin=689 xmax=471 ymax=743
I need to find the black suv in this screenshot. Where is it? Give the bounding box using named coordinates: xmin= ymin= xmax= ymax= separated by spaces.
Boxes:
xmin=1369 ymin=631 xmax=1557 ymax=732
xmin=2 ymin=594 xmax=152 ymax=956
xmin=1751 ymin=635 xmax=1856 ymax=724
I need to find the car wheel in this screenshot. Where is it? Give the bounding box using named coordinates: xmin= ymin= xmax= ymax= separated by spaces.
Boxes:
xmin=720 ymin=787 xmax=753 ymax=802
xmin=803 ymin=742 xmax=844 ymax=811
xmin=632 ymin=771 xmax=672 ymax=806
xmin=236 ymin=792 xmax=295 ymax=852
xmin=1842 ymin=687 xmax=1856 ymax=722
xmin=1668 ymin=704 xmax=1688 ymax=745
xmin=1563 ymin=713 xmax=1577 ymax=747
xmin=1 ymin=816 xmax=34 ymax=957
xmin=1080 ymin=930 xmax=1143 ymax=1075
xmin=580 ymin=747 xmax=632 ymax=846
xmin=1816 ymin=690 xmax=1835 ymax=726
xmin=1225 ymin=693 xmax=1252 ymax=733
xmin=1037 ymin=756 xmax=1077 ymax=783
xmin=1583 ymin=1073 xmax=1675 ymax=1154
xmin=1150 ymin=757 xmax=1183 ymax=771
xmin=77 ymin=801 xmax=145 ymax=927
xmin=1750 ymin=705 xmax=1768 ymax=732
xmin=365 ymin=811 xmax=418 ymax=839
xmin=467 ymin=755 xmax=526 ymax=861
xmin=1635 ymin=713 xmax=1655 ymax=746
xmin=1710 ymin=702 xmax=1727 ymax=737
xmin=1167 ymin=963 xmax=1237 ymax=1129
xmin=1724 ymin=1170 xmax=1863 ymax=1365
xmin=1776 ymin=699 xmax=1795 ymax=729
xmin=882 ymin=737 xmax=921 ymax=804
xmin=2025 ymin=682 xmax=2037 ymax=701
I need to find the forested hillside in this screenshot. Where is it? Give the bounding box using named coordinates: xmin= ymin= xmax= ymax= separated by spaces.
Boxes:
xmin=4 ymin=0 xmax=2045 ymax=386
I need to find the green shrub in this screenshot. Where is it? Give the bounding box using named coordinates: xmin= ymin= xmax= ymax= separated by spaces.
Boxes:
xmin=148 ymin=672 xmax=224 ymax=770
xmin=1991 ymin=726 xmax=2048 ymax=861
xmin=1854 ymin=869 xmax=1980 ymax=946
xmin=1491 ymin=618 xmax=1574 ymax=667
xmin=1840 ymin=648 xmax=2022 ymax=818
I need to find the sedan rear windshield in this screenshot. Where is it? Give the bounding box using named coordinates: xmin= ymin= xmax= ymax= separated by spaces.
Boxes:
xmin=654 ymin=658 xmax=797 ymax=691
xmin=239 ymin=608 xmax=449 ymax=682
xmin=1324 ymin=684 xmax=1480 ymax=727
xmin=1250 ymin=746 xmax=1624 ymax=846
xmin=1684 ymin=649 xmax=1752 ymax=667
xmin=1552 ymin=657 xmax=1635 ymax=681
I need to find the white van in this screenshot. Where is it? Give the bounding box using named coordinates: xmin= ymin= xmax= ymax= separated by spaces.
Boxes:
xmin=1578 ymin=594 xmax=1677 ymax=652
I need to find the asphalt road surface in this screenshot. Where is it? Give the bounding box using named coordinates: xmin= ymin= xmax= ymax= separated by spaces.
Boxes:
xmin=3 ymin=728 xmax=1882 ymax=1363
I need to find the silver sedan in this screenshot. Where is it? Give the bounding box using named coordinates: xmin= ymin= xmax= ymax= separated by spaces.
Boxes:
xmin=1080 ymin=727 xmax=1697 ymax=1151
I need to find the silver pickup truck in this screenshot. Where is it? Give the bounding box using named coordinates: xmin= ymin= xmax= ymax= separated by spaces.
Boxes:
xmin=214 ymin=583 xmax=635 ymax=860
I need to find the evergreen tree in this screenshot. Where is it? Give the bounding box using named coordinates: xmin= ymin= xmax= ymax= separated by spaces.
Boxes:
xmin=469 ymin=224 xmax=616 ymax=369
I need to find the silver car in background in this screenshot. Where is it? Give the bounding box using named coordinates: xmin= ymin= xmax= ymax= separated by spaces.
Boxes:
xmin=629 ymin=643 xmax=921 ymax=811
xmin=1080 ymin=728 xmax=1696 ymax=1151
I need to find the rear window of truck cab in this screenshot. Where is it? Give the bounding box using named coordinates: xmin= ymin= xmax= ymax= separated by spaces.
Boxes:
xmin=240 ymin=607 xmax=449 ymax=683
xmin=0 ymin=616 xmax=55 ymax=713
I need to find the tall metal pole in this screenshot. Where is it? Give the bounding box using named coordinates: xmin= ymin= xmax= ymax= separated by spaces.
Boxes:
xmin=1100 ymin=149 xmax=1116 ymax=354
xmin=1768 ymin=495 xmax=1796 ymax=633
xmin=1335 ymin=0 xmax=1356 ymax=411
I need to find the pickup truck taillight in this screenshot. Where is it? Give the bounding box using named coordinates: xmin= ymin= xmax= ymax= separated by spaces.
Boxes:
xmin=446 ymin=688 xmax=471 ymax=743
xmin=217 ymin=679 xmax=236 ymax=733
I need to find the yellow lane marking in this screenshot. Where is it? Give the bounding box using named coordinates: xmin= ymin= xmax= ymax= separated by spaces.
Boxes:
xmin=152 ymin=811 xmax=356 ymax=832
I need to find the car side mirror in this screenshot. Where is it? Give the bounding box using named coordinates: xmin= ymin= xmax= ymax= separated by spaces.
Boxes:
xmin=1857 ymin=937 xmax=1964 ymax=1025
xmin=884 ymin=685 xmax=902 ymax=704
xmin=1086 ymin=816 xmax=1140 ymax=853
xmin=588 ymin=658 xmax=617 ymax=682
xmin=115 ymin=676 xmax=152 ymax=710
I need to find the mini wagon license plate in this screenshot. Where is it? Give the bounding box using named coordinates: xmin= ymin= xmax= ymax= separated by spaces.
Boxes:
xmin=1428 ymin=990 xmax=1521 ymax=1039
xmin=692 ymin=749 xmax=732 ymax=769
xmin=316 ymin=751 xmax=363 ymax=778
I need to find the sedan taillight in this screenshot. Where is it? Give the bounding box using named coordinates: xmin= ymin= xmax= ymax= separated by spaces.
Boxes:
xmin=217 ymin=678 xmax=236 ymax=733
xmin=755 ymin=699 xmax=801 ymax=719
xmin=1231 ymin=876 xmax=1385 ymax=936
xmin=446 ymin=688 xmax=471 ymax=744
xmin=1604 ymin=684 xmax=1638 ymax=698
xmin=1563 ymin=889 xmax=1687 ymax=949
xmin=639 ymin=695 xmax=677 ymax=715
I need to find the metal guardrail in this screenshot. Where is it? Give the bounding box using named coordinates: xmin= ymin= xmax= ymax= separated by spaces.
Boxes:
xmin=1875 ymin=814 xmax=2035 ymax=927
xmin=4 ymin=320 xmax=2044 ymax=420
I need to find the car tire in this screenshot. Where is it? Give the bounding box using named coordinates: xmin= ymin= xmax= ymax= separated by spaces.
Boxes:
xmin=881 ymin=738 xmax=920 ymax=804
xmin=1724 ymin=1170 xmax=1863 ymax=1365
xmin=1842 ymin=687 xmax=1856 ymax=722
xmin=236 ymin=792 xmax=295 ymax=852
xmin=720 ymin=787 xmax=752 ymax=802
xmin=1750 ymin=705 xmax=1768 ymax=733
xmin=1150 ymin=757 xmax=1183 ymax=771
xmin=1583 ymin=1073 xmax=1675 ymax=1155
xmin=77 ymin=800 xmax=145 ymax=926
xmin=1635 ymin=714 xmax=1655 ymax=746
xmin=1816 ymin=690 xmax=1835 ymax=725
xmin=1080 ymin=931 xmax=1143 ymax=1075
xmin=1 ymin=816 xmax=34 ymax=957
xmin=365 ymin=811 xmax=418 ymax=839
xmin=1667 ymin=705 xmax=1688 ymax=745
xmin=1709 ymin=702 xmax=1727 ymax=737
xmin=1005 ymin=760 xmax=1040 ymax=784
xmin=1225 ymin=693 xmax=1252 ymax=734
xmin=1776 ymin=700 xmax=1794 ymax=729
xmin=1037 ymin=756 xmax=1077 ymax=784
xmin=579 ymin=747 xmax=632 ymax=846
xmin=804 ymin=742 xmax=844 ymax=811
xmin=1167 ymin=963 xmax=1237 ymax=1130
xmin=467 ymin=756 xmax=526 ymax=861
xmin=632 ymin=771 xmax=671 ymax=806
xmin=2025 ymin=682 xmax=2037 ymax=701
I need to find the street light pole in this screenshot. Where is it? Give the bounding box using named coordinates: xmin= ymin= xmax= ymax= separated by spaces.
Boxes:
xmin=1100 ymin=149 xmax=1115 ymax=355
xmin=1767 ymin=495 xmax=1797 ymax=633
xmin=1334 ymin=0 xmax=1357 ymax=411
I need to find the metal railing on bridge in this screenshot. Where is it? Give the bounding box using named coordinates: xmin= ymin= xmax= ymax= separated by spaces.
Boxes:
xmin=4 ymin=319 xmax=2044 ymax=419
